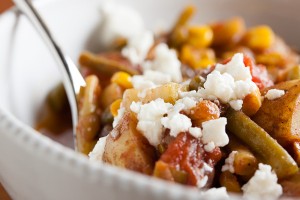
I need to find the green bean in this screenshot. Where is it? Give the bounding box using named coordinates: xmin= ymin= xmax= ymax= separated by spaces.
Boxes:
xmin=100 ymin=107 xmax=114 ymax=125
xmin=79 ymin=51 xmax=139 ymax=76
xmin=226 ymin=109 xmax=298 ymax=179
xmin=188 ymin=76 xmax=204 ymax=91
xmin=76 ymin=75 xmax=102 ymax=154
xmin=46 ymin=83 xmax=67 ymax=113
xmin=168 ymin=6 xmax=196 ymax=48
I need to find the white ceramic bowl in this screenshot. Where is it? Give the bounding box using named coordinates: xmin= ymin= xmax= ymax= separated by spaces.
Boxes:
xmin=0 ymin=0 xmax=299 ymax=199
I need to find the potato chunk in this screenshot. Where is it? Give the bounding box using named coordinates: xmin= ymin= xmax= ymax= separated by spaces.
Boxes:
xmin=141 ymin=83 xmax=180 ymax=104
xmin=103 ymin=112 xmax=156 ymax=175
xmin=252 ymin=80 xmax=300 ymax=165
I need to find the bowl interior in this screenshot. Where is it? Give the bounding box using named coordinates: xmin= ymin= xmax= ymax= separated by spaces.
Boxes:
xmin=0 ymin=0 xmax=300 ymax=127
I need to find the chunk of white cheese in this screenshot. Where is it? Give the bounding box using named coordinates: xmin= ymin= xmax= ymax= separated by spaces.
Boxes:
xmin=199 ymin=71 xmax=235 ymax=102
xmin=160 ymin=98 xmax=198 ymax=138
xmin=242 ymin=163 xmax=282 ymax=200
xmin=112 ymin=107 xmax=125 ymax=128
xmin=131 ymin=70 xmax=172 ymax=98
xmin=198 ymin=53 xmax=258 ymax=109
xmin=161 ymin=113 xmax=192 ymax=137
xmin=130 ymin=98 xmax=172 ymax=146
xmin=132 ymin=70 xmax=172 ymax=90
xmin=265 ymin=89 xmax=285 ymax=100
xmin=89 ymin=136 xmax=108 ymax=162
xmin=99 ymin=2 xmax=144 ymax=48
xmin=204 ymin=142 xmax=216 ymax=152
xmin=200 ymin=187 xmax=229 ymax=199
xmin=121 ymin=31 xmax=154 ymax=64
xmin=188 ymin=127 xmax=202 ymax=138
xmin=229 ymin=100 xmax=243 ymax=111
xmin=215 ymin=53 xmax=252 ymax=81
xmin=222 ymin=151 xmax=238 ymax=173
xmin=142 ymin=43 xmax=182 ymax=82
xmin=202 ymin=117 xmax=229 ymax=148
xmin=176 ymin=97 xmax=197 ymax=111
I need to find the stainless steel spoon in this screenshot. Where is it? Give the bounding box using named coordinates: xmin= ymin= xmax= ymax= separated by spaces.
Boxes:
xmin=13 ymin=0 xmax=86 ymax=151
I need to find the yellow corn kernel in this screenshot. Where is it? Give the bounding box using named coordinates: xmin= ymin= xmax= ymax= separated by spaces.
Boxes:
xmin=186 ymin=25 xmax=213 ymax=48
xmin=110 ymin=99 xmax=122 ymax=117
xmin=244 ymin=25 xmax=275 ymax=50
xmin=256 ymin=52 xmax=285 ymax=66
xmin=111 ymin=72 xmax=133 ymax=89
xmin=196 ymin=58 xmax=215 ymax=68
xmin=180 ymin=45 xmax=216 ymax=69
xmin=287 ymin=65 xmax=300 ymax=80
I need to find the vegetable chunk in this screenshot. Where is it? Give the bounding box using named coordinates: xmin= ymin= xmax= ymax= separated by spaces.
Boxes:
xmin=253 ymin=80 xmax=300 ymax=165
xmin=226 ymin=109 xmax=298 ymax=179
xmin=103 ymin=112 xmax=156 ymax=175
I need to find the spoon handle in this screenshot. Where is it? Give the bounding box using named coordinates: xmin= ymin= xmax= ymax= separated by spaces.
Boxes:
xmin=13 ymin=0 xmax=86 ymax=151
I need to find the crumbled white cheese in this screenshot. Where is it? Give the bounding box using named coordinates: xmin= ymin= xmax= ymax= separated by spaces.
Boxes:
xmin=203 ymin=163 xmax=213 ymax=172
xmin=200 ymin=187 xmax=229 ymax=199
xmin=188 ymin=127 xmax=202 ymax=138
xmin=176 ymin=97 xmax=197 ymax=111
xmin=197 ymin=53 xmax=258 ymax=110
xmin=89 ymin=136 xmax=107 ymax=162
xmin=121 ymin=31 xmax=154 ymax=64
xmin=202 ymin=117 xmax=229 ymax=148
xmin=204 ymin=142 xmax=216 ymax=152
xmin=142 ymin=43 xmax=182 ymax=82
xmin=195 ymin=163 xmax=214 ymax=189
xmin=229 ymin=100 xmax=243 ymax=111
xmin=215 ymin=53 xmax=252 ymax=81
xmin=180 ymin=90 xmax=203 ymax=101
xmin=130 ymin=98 xmax=172 ymax=146
xmin=234 ymin=80 xmax=257 ymax=99
xmin=161 ymin=113 xmax=192 ymax=137
xmin=197 ymin=175 xmax=209 ymax=188
xmin=99 ymin=2 xmax=144 ymax=48
xmin=198 ymin=71 xmax=234 ymax=102
xmin=112 ymin=107 xmax=125 ymax=128
xmin=242 ymin=163 xmax=282 ymax=200
xmin=131 ymin=70 xmax=172 ymax=98
xmin=222 ymin=151 xmax=237 ymax=173
xmin=265 ymin=89 xmax=285 ymax=100
xmin=130 ymin=101 xmax=142 ymax=113
xmin=160 ymin=98 xmax=198 ymax=138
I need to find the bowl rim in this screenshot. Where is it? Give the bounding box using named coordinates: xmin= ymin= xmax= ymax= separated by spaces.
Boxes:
xmin=0 ymin=101 xmax=232 ymax=199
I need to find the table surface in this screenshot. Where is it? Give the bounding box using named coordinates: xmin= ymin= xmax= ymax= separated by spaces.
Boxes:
xmin=0 ymin=1 xmax=14 ymax=199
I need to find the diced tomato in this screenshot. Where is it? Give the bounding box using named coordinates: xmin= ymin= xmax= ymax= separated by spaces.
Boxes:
xmin=159 ymin=132 xmax=222 ymax=187
xmin=250 ymin=64 xmax=274 ymax=90
xmin=243 ymin=55 xmax=273 ymax=90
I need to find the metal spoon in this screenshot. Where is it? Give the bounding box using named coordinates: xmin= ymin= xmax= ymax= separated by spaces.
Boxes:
xmin=13 ymin=0 xmax=86 ymax=151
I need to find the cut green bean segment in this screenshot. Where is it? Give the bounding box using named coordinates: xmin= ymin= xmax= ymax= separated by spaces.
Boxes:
xmin=188 ymin=76 xmax=204 ymax=91
xmin=47 ymin=83 xmax=67 ymax=113
xmin=226 ymin=109 xmax=298 ymax=179
xmin=79 ymin=52 xmax=139 ymax=76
